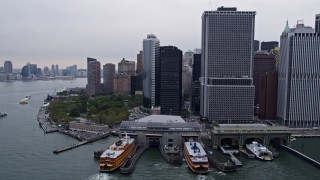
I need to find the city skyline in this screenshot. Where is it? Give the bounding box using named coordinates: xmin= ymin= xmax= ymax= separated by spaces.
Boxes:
xmin=1 ymin=0 xmax=319 ymax=69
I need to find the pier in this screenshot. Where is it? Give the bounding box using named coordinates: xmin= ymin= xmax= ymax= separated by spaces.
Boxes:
xmin=228 ymin=153 xmax=242 ymax=166
xmin=220 ymin=145 xmax=239 ymax=155
xmin=120 ymin=145 xmax=149 ymax=174
xmin=201 ymin=137 xmax=237 ymax=172
xmin=53 ymin=133 xmax=109 ymax=154
xmin=281 ymin=145 xmax=320 ymax=168
xmin=239 ymin=149 xmax=255 ymax=159
xmin=37 ymin=106 xmax=58 ymax=133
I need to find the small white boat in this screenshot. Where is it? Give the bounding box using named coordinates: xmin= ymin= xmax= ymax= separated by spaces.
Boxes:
xmin=246 ymin=141 xmax=273 ymax=161
xmin=0 ymin=112 xmax=7 ymax=117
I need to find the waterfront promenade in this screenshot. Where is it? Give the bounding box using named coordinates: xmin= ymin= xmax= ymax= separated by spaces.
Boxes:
xmin=37 ymin=106 xmax=58 ymax=133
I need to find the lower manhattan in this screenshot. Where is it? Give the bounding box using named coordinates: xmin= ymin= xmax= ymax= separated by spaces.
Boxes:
xmin=0 ymin=0 xmax=319 ymax=180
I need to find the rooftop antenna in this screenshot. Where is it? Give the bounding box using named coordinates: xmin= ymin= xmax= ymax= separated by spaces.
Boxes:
xmin=209 ymin=0 xmax=213 ymax=11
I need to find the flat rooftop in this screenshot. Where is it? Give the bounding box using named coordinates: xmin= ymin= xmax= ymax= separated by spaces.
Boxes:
xmin=120 ymin=115 xmax=200 ymax=132
xmin=137 ymin=115 xmax=185 ymax=123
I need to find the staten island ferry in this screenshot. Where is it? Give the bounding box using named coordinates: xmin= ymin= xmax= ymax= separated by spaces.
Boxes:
xmin=183 ymin=140 xmax=209 ymax=174
xmin=99 ymin=134 xmax=136 ymax=172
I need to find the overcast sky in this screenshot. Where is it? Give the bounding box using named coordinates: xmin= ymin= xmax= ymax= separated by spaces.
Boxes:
xmin=0 ymin=0 xmax=319 ymax=69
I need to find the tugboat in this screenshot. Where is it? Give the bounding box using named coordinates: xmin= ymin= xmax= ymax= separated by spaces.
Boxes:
xmin=99 ymin=134 xmax=136 ymax=172
xmin=183 ymin=140 xmax=209 ymax=174
xmin=0 ymin=112 xmax=7 ymax=118
xmin=246 ymin=141 xmax=273 ymax=161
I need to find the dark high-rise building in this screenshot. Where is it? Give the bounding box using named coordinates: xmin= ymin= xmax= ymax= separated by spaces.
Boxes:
xmin=259 ymin=71 xmax=278 ymax=120
xmin=160 ymin=46 xmax=182 ymax=115
xmin=103 ymin=63 xmax=115 ymax=94
xmin=193 ymin=54 xmax=201 ymax=82
xmin=86 ymin=57 xmax=101 ymax=95
xmin=253 ymin=53 xmax=276 ymax=106
xmin=4 ymin=61 xmax=13 ymax=74
xmin=136 ymin=51 xmax=143 ymax=91
xmin=136 ymin=51 xmax=143 ymax=75
xmin=143 ymin=34 xmax=160 ymax=108
xmin=200 ymin=7 xmax=255 ymax=123
xmin=254 ymin=40 xmax=260 ymax=52
xmin=192 ymin=53 xmax=202 ymax=115
xmin=261 ymin=41 xmax=279 ymax=52
xmin=316 ymin=14 xmax=320 ymax=33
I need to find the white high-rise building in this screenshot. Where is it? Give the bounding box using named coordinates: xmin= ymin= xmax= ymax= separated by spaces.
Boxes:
xmin=277 ymin=20 xmax=320 ymax=128
xmin=200 ymin=7 xmax=256 ymax=123
xmin=143 ymin=34 xmax=160 ymax=108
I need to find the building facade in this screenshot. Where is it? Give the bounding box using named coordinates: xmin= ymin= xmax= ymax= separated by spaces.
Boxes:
xmin=136 ymin=51 xmax=143 ymax=75
xmin=316 ymin=14 xmax=320 ymax=33
xmin=277 ymin=20 xmax=320 ymax=128
xmin=200 ymin=7 xmax=255 ymax=123
xmin=259 ymin=71 xmax=278 ymax=120
xmin=192 ymin=53 xmax=201 ymax=115
xmin=103 ymin=63 xmax=115 ymax=94
xmin=136 ymin=51 xmax=143 ymax=91
xmin=86 ymin=58 xmax=101 ymax=95
xmin=254 ymin=40 xmax=260 ymax=52
xmin=160 ymin=46 xmax=182 ymax=115
xmin=261 ymin=41 xmax=279 ymax=52
xmin=4 ymin=61 xmax=13 ymax=74
xmin=253 ymin=52 xmax=276 ymax=105
xmin=143 ymin=34 xmax=160 ymax=108
xmin=118 ymin=58 xmax=135 ymax=76
xmin=113 ymin=74 xmax=131 ymax=95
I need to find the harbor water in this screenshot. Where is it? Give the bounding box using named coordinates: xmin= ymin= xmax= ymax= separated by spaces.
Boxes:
xmin=0 ymin=79 xmax=319 ymax=180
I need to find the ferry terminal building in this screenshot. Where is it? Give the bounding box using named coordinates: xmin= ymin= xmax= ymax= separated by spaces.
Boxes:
xmin=119 ymin=115 xmax=201 ymax=147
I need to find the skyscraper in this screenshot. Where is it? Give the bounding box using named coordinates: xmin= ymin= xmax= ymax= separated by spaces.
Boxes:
xmin=253 ymin=52 xmax=276 ymax=106
xmin=277 ymin=20 xmax=320 ymax=128
xmin=51 ymin=65 xmax=55 ymax=76
xmin=136 ymin=51 xmax=143 ymax=75
xmin=55 ymin=64 xmax=59 ymax=76
xmin=103 ymin=63 xmax=115 ymax=95
xmin=259 ymin=71 xmax=278 ymax=120
xmin=143 ymin=34 xmax=160 ymax=108
xmin=160 ymin=46 xmax=182 ymax=115
xmin=200 ymin=7 xmax=255 ymax=123
xmin=192 ymin=53 xmax=201 ymax=115
xmin=254 ymin=40 xmax=260 ymax=52
xmin=261 ymin=41 xmax=279 ymax=52
xmin=316 ymin=14 xmax=320 ymax=33
xmin=86 ymin=57 xmax=101 ymax=95
xmin=136 ymin=51 xmax=143 ymax=91
xmin=118 ymin=58 xmax=135 ymax=76
xmin=4 ymin=61 xmax=13 ymax=74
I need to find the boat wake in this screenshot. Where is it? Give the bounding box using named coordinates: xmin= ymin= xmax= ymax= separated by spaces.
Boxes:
xmin=85 ymin=173 xmax=118 ymax=180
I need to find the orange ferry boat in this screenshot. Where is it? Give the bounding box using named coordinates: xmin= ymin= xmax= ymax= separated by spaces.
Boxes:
xmin=99 ymin=135 xmax=136 ymax=172
xmin=183 ymin=141 xmax=209 ymax=174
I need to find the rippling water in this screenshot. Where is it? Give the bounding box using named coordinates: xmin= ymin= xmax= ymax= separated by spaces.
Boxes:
xmin=0 ymin=79 xmax=319 ymax=180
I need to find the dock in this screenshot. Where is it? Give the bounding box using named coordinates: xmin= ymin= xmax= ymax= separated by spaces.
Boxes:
xmin=220 ymin=145 xmax=239 ymax=155
xmin=228 ymin=153 xmax=242 ymax=166
xmin=239 ymin=149 xmax=255 ymax=159
xmin=53 ymin=133 xmax=109 ymax=154
xmin=120 ymin=145 xmax=149 ymax=174
xmin=37 ymin=106 xmax=58 ymax=133
xmin=201 ymin=137 xmax=237 ymax=172
xmin=281 ymin=145 xmax=320 ymax=168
